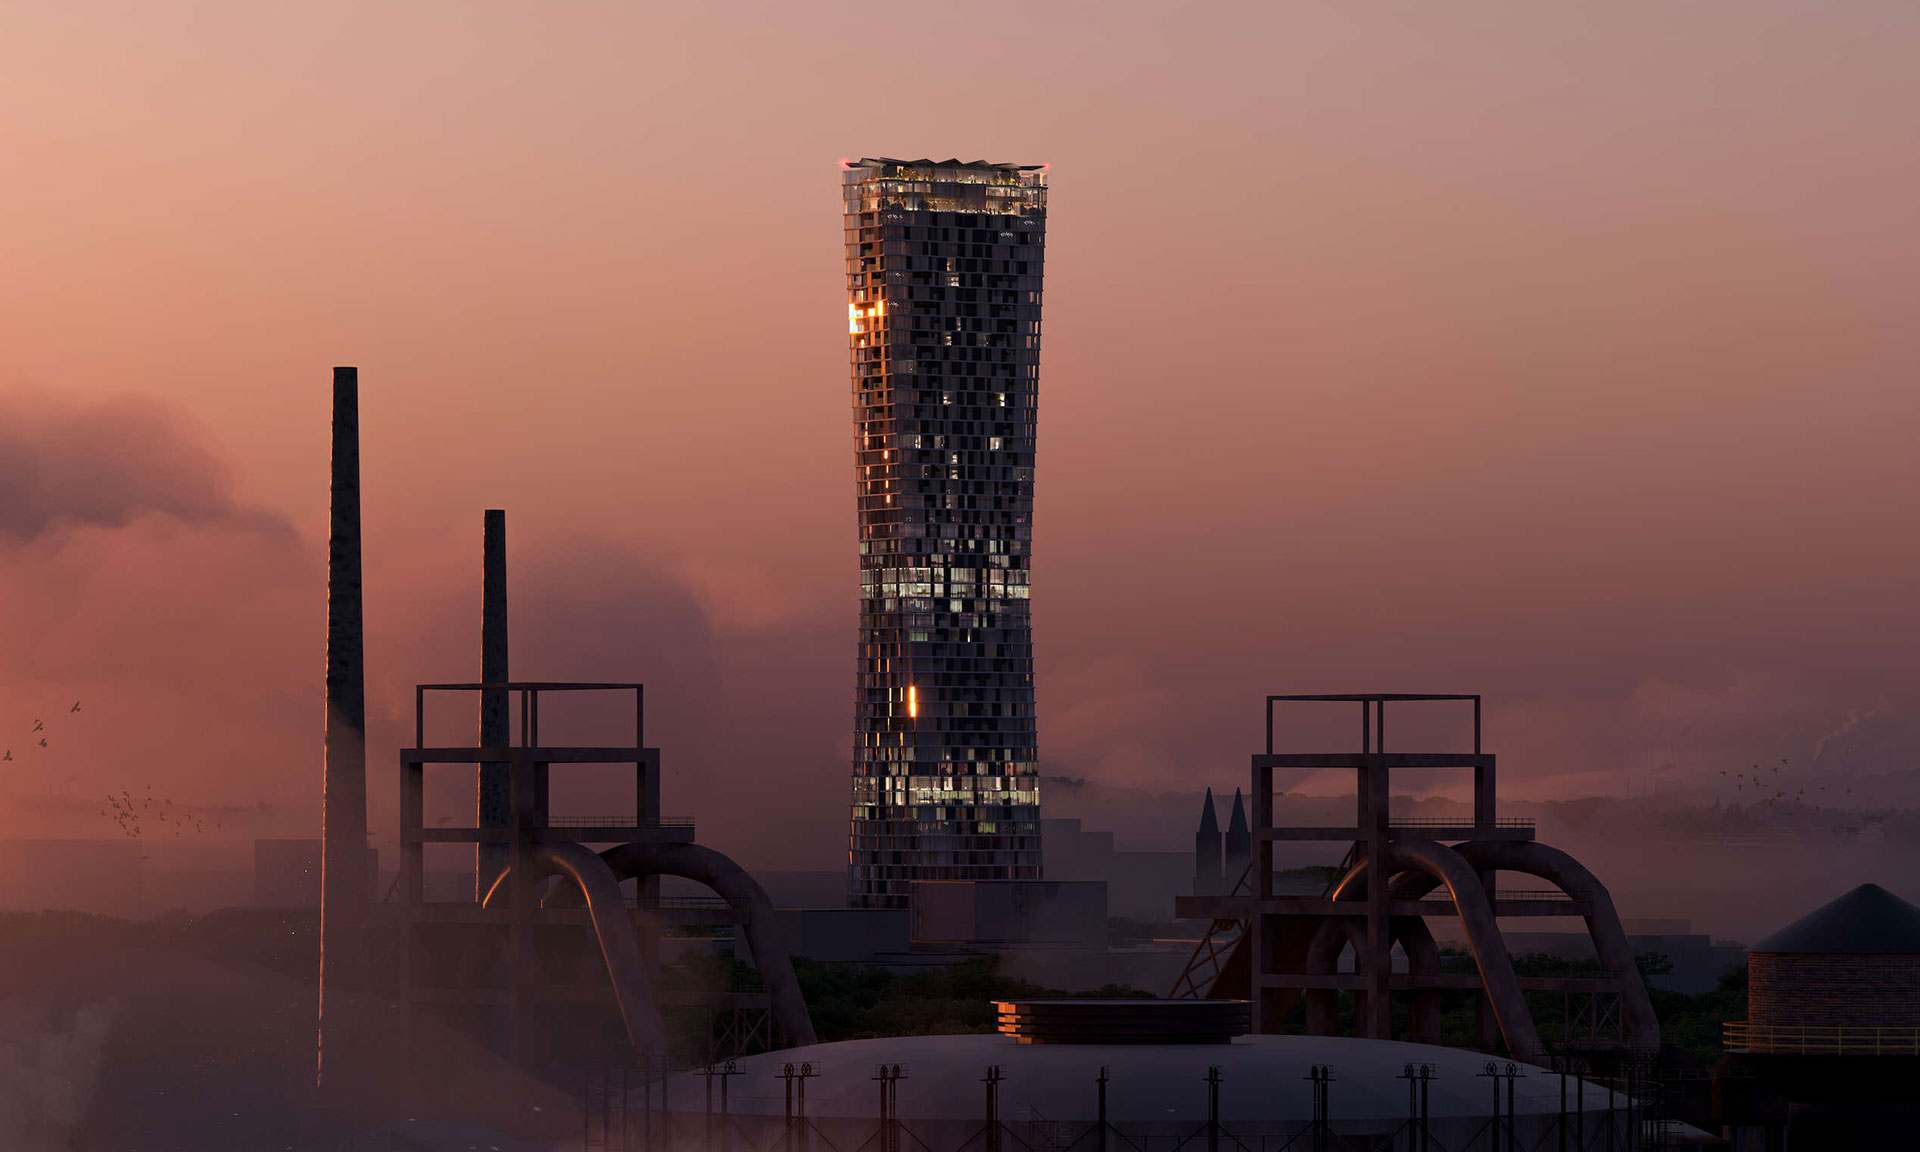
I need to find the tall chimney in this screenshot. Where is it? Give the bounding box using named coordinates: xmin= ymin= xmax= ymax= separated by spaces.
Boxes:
xmin=319 ymin=366 xmax=369 ymax=1087
xmin=477 ymin=509 xmax=509 ymax=896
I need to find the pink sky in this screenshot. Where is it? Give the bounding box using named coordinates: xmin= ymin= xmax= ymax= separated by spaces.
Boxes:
xmin=3 ymin=1 xmax=1919 ymax=867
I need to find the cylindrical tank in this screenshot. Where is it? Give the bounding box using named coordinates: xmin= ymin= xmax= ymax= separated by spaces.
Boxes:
xmin=1745 ymin=883 xmax=1920 ymax=1051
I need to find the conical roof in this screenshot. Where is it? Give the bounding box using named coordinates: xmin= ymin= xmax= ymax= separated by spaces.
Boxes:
xmin=1227 ymin=789 xmax=1249 ymax=839
xmin=1197 ymin=788 xmax=1220 ymax=837
xmin=1753 ymin=883 xmax=1920 ymax=954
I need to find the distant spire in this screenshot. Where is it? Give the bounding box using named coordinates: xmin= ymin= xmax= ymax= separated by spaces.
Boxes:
xmin=1224 ymin=787 xmax=1251 ymax=888
xmin=1194 ymin=787 xmax=1223 ymax=896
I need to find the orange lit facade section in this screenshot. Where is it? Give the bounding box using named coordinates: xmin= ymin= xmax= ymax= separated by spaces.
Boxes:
xmin=845 ymin=157 xmax=1046 ymax=909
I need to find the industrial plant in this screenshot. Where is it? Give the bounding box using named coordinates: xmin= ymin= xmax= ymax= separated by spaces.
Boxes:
xmin=257 ymin=159 xmax=1920 ymax=1151
xmin=317 ymin=369 xmax=813 ymax=1085
xmin=9 ymin=0 xmax=1916 ymax=1141
xmin=304 ymin=364 xmax=1702 ymax=1149
xmin=56 ymin=164 xmax=1898 ymax=1152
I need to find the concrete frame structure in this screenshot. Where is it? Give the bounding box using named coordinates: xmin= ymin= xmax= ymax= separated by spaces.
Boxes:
xmin=312 ymin=379 xmax=812 ymax=1076
xmin=397 ymin=681 xmax=816 ymax=1064
xmin=1176 ymin=694 xmax=1657 ymax=1062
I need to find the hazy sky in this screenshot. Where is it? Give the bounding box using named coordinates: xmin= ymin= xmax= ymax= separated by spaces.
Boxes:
xmin=3 ymin=1 xmax=1919 ymax=866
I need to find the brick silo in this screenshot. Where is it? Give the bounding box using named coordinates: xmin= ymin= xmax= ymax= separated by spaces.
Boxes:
xmin=1741 ymin=882 xmax=1920 ymax=1053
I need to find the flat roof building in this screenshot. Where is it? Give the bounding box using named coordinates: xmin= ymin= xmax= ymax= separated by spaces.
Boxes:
xmin=844 ymin=158 xmax=1047 ymax=908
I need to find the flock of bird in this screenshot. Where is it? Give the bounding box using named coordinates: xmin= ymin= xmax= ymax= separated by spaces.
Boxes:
xmin=7 ymin=702 xmax=220 ymax=839
xmin=2 ymin=702 xmax=1863 ymax=829
xmin=1719 ymin=758 xmax=1852 ymax=810
xmin=2 ymin=699 xmax=80 ymax=762
xmin=102 ymin=784 xmax=222 ymax=840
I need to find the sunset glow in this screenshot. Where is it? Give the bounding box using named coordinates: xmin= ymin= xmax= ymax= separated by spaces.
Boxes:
xmin=0 ymin=0 xmax=1915 ymax=914
xmin=7 ymin=2 xmax=1920 ymax=1144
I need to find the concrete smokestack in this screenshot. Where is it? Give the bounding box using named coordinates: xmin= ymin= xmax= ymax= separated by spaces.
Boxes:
xmin=477 ymin=509 xmax=509 ymax=897
xmin=319 ymin=366 xmax=369 ymax=1088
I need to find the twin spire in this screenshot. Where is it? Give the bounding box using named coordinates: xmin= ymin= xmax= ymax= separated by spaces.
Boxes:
xmin=1192 ymin=786 xmax=1250 ymax=897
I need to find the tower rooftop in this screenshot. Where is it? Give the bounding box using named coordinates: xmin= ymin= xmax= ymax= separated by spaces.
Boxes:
xmin=1754 ymin=883 xmax=1920 ymax=954
xmin=850 ymin=157 xmax=1045 ymax=171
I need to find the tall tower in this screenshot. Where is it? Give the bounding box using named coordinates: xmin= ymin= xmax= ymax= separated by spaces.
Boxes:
xmin=844 ymin=158 xmax=1047 ymax=909
xmin=476 ymin=509 xmax=509 ymax=897
xmin=319 ymin=366 xmax=369 ymax=1087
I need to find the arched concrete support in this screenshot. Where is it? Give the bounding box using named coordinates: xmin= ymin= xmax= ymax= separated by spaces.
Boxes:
xmin=1303 ymin=918 xmax=1360 ymax=1036
xmin=1326 ymin=841 xmax=1545 ymax=1060
xmin=548 ymin=842 xmax=818 ymax=1048
xmin=480 ymin=842 xmax=670 ymax=1056
xmin=1451 ymin=840 xmax=1661 ymax=1051
xmin=1301 ymin=887 xmax=1446 ymax=1045
xmin=1398 ymin=913 xmax=1445 ymax=1045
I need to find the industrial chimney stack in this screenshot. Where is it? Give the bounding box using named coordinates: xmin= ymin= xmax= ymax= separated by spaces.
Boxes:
xmin=319 ymin=366 xmax=370 ymax=1087
xmin=477 ymin=509 xmax=509 ymax=895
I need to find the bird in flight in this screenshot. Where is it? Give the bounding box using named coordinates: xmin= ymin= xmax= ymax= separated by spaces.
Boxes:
xmin=70 ymin=701 xmax=81 ymax=713
xmin=2 ymin=750 xmax=10 ymax=761
xmin=32 ymin=719 xmax=43 ymax=732
xmin=38 ymin=738 xmax=48 ymax=748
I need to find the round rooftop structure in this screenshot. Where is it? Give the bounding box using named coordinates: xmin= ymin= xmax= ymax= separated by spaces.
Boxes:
xmin=1738 ymin=883 xmax=1920 ymax=1055
xmin=660 ymin=1033 xmax=1626 ymax=1148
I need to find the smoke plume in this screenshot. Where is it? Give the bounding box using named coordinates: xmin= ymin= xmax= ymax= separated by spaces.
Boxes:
xmin=0 ymin=391 xmax=290 ymax=545
xmin=0 ymin=999 xmax=114 ymax=1151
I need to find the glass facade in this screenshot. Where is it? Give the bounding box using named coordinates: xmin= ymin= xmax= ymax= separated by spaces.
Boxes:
xmin=845 ymin=158 xmax=1046 ymax=909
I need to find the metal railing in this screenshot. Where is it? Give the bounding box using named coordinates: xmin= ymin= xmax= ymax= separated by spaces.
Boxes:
xmin=548 ymin=816 xmax=697 ymax=829
xmin=1725 ymin=1020 xmax=1920 ymax=1055
xmin=632 ymin=896 xmax=735 ymax=911
xmin=580 ymin=1055 xmax=1666 ymax=1152
xmin=1389 ymin=817 xmax=1535 ymax=830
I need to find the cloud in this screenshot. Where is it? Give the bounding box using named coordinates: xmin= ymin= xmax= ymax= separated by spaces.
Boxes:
xmin=0 ymin=391 xmax=291 ymax=545
xmin=0 ymin=393 xmax=315 ymax=847
xmin=371 ymin=532 xmax=849 ymax=869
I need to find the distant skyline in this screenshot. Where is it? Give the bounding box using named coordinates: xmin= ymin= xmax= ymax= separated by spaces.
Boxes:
xmin=4 ymin=2 xmax=1920 ymax=871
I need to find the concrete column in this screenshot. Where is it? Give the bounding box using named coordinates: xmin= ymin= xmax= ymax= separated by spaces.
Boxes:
xmin=1251 ymin=758 xmax=1275 ymax=1032
xmin=1363 ymin=759 xmax=1392 ymax=1038
xmin=319 ymin=366 xmax=370 ymax=1088
xmin=1473 ymin=757 xmax=1499 ymax=1049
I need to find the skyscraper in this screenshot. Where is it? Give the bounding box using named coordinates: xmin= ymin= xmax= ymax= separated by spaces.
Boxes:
xmin=845 ymin=158 xmax=1047 ymax=909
